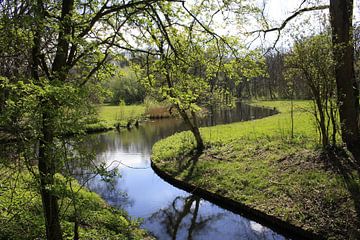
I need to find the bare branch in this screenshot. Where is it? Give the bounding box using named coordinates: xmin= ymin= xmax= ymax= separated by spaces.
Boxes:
xmin=249 ymin=4 xmax=329 ymax=52
xmin=250 ymin=5 xmax=329 ymax=35
xmin=181 ymin=2 xmax=239 ymax=58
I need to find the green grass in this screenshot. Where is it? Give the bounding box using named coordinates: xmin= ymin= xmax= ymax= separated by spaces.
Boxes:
xmin=87 ymin=104 xmax=146 ymax=131
xmin=151 ymin=100 xmax=360 ymax=239
xmin=98 ymin=104 xmax=146 ymax=126
xmin=87 ymin=101 xmax=174 ymax=132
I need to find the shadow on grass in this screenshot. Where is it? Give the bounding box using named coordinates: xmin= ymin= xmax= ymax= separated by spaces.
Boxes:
xmin=174 ymin=151 xmax=202 ymax=181
xmin=323 ymin=147 xmax=360 ymax=224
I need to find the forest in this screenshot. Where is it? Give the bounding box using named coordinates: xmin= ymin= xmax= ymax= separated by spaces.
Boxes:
xmin=0 ymin=0 xmax=360 ymax=239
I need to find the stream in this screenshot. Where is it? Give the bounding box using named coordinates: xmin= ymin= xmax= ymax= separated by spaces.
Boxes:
xmin=84 ymin=103 xmax=290 ymax=240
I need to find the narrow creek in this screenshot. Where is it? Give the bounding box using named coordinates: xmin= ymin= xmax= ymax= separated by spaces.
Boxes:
xmin=83 ymin=103 xmax=289 ymax=240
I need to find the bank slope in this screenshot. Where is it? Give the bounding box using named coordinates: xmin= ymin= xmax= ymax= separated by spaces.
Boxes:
xmin=0 ymin=167 xmax=151 ymax=240
xmin=151 ymin=101 xmax=360 ymax=239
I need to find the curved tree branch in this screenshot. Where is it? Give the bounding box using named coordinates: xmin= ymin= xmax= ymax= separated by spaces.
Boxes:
xmin=249 ymin=4 xmax=329 ymax=50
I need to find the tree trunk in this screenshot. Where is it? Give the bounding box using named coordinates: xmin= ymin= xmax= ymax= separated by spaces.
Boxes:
xmin=330 ymin=0 xmax=360 ymax=153
xmin=268 ymin=78 xmax=275 ymax=100
xmin=177 ymin=107 xmax=204 ymax=152
xmin=38 ymin=110 xmax=63 ymax=240
xmin=52 ymin=0 xmax=74 ymax=77
xmin=330 ymin=99 xmax=337 ymax=145
xmin=187 ymin=197 xmax=200 ymax=240
xmin=190 ymin=110 xmax=204 ymax=151
xmin=32 ymin=0 xmax=63 ymax=237
xmin=315 ymin=96 xmax=329 ymax=147
xmin=73 ymin=220 xmax=79 ymax=240
xmin=38 ymin=0 xmax=74 ymax=236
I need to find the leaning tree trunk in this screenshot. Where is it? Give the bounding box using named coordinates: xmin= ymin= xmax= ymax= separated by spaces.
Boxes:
xmin=162 ymin=49 xmax=205 ymax=152
xmin=177 ymin=107 xmax=204 ymax=152
xmin=330 ymin=0 xmax=360 ymax=157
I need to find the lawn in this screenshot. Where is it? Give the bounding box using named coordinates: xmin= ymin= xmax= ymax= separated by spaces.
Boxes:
xmin=97 ymin=104 xmax=146 ymax=127
xmin=87 ymin=104 xmax=146 ymax=131
xmin=151 ymin=100 xmax=360 ymax=239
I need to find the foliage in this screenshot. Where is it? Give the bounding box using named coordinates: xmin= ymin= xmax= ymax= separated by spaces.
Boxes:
xmin=222 ymin=50 xmax=267 ymax=99
xmin=106 ymin=67 xmax=146 ymax=105
xmin=0 ymin=77 xmax=100 ymax=136
xmin=0 ymin=0 xmax=159 ymax=238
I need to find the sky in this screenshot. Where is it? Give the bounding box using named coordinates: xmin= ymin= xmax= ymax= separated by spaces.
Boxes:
xmin=264 ymin=0 xmax=360 ymax=24
xmin=120 ymin=0 xmax=360 ymax=54
xmin=212 ymin=0 xmax=360 ymax=50
xmin=256 ymin=0 xmax=327 ymax=49
xmin=256 ymin=0 xmax=360 ymax=49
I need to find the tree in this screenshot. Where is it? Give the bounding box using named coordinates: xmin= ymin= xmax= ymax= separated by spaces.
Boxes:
xmin=250 ymin=0 xmax=360 ymax=160
xmin=329 ymin=0 xmax=360 ymax=157
xmin=129 ymin=2 xmax=264 ymax=152
xmin=286 ymin=34 xmax=338 ymax=147
xmin=107 ymin=66 xmax=146 ymax=105
xmin=136 ymin=30 xmax=223 ymax=151
xmin=1 ymin=0 xmax=193 ymax=239
xmin=222 ymin=51 xmax=267 ymax=100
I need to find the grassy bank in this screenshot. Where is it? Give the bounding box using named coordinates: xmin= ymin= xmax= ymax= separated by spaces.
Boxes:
xmin=98 ymin=104 xmax=146 ymax=127
xmin=87 ymin=102 xmax=174 ymax=132
xmin=151 ymin=100 xmax=360 ymax=239
xmin=0 ymin=166 xmax=151 ymax=240
xmin=87 ymin=104 xmax=146 ymax=132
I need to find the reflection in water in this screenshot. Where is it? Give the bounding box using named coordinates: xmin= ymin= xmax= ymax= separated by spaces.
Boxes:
xmin=147 ymin=195 xmax=221 ymax=240
xmin=146 ymin=195 xmax=284 ymax=240
xmin=87 ymin=175 xmax=135 ymax=209
xmin=84 ymin=103 xmax=287 ymax=240
xmin=90 ymin=102 xmax=276 ymax=159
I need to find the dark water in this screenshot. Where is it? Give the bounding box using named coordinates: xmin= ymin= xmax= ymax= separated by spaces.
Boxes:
xmin=85 ymin=103 xmax=287 ymax=240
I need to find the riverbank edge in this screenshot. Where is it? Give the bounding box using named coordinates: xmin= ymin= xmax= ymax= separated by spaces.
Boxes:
xmin=86 ymin=103 xmax=176 ymax=133
xmin=149 ymin=100 xmax=354 ymax=239
xmin=0 ymin=110 xmax=147 ymax=144
xmin=151 ymin=160 xmax=323 ymax=240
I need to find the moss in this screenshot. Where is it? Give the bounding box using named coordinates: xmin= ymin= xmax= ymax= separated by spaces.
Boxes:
xmin=151 ymin=100 xmax=360 ymax=239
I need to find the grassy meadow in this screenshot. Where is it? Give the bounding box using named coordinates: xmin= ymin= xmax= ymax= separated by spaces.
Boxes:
xmin=98 ymin=104 xmax=146 ymax=127
xmin=86 ymin=104 xmax=146 ymax=131
xmin=87 ymin=100 xmax=173 ymax=132
xmin=151 ymin=100 xmax=360 ymax=239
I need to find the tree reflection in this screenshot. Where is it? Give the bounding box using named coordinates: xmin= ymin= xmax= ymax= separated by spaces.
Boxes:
xmin=146 ymin=194 xmax=287 ymax=240
xmin=148 ymin=195 xmax=223 ymax=240
xmin=85 ymin=175 xmax=134 ymax=209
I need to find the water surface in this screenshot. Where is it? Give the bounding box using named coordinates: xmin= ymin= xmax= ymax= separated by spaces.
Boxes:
xmin=85 ymin=103 xmax=287 ymax=240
